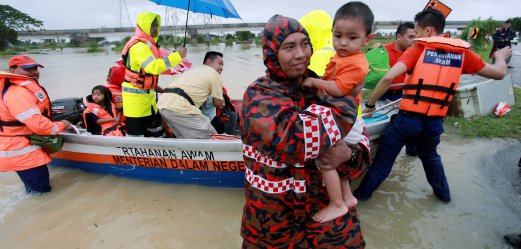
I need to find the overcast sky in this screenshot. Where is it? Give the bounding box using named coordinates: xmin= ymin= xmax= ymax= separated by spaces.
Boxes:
xmin=3 ymin=0 xmax=520 ymax=30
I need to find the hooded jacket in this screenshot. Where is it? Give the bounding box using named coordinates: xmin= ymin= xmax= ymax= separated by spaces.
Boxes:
xmin=121 ymin=12 xmax=182 ymax=118
xmin=240 ymin=14 xmax=369 ymax=249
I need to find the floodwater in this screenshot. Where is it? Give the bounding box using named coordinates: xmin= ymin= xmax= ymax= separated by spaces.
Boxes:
xmin=1 ymin=46 xmax=521 ymax=249
xmin=0 ymin=44 xmax=266 ymax=100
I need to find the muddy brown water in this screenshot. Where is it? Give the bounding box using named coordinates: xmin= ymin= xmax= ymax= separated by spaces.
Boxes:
xmin=1 ymin=46 xmax=520 ymax=249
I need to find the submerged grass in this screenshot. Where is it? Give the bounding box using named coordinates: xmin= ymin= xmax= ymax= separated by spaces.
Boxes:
xmin=445 ymin=87 xmax=521 ymax=139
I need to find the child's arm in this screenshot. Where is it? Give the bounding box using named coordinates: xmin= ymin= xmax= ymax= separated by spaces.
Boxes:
xmin=303 ymin=78 xmax=345 ymax=97
xmin=115 ymin=112 xmax=122 ymax=125
xmin=96 ymin=117 xmax=119 ymax=125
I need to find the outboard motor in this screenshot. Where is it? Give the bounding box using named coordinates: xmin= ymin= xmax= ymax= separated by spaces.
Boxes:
xmin=51 ymin=97 xmax=86 ymax=128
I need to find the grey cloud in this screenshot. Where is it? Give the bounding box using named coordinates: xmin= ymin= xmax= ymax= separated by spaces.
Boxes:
xmin=3 ymin=0 xmax=519 ymax=30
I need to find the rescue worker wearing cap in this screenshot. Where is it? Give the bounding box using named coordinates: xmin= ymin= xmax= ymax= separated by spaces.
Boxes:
xmin=121 ymin=12 xmax=187 ymax=137
xmin=1 ymin=55 xmax=70 ymax=194
xmin=354 ymin=9 xmax=512 ymax=203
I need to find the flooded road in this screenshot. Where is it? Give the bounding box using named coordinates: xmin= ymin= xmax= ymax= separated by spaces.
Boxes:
xmin=1 ymin=46 xmax=520 ymax=248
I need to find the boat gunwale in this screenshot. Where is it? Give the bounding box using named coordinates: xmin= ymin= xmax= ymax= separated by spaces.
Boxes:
xmin=59 ymin=132 xmax=244 ymax=152
xmin=59 ymin=119 xmax=389 ymax=152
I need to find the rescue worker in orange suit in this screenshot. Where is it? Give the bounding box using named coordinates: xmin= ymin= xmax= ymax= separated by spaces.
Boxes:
xmin=1 ymin=55 xmax=70 ymax=194
xmin=121 ymin=12 xmax=187 ymax=137
xmin=354 ymin=9 xmax=512 ymax=202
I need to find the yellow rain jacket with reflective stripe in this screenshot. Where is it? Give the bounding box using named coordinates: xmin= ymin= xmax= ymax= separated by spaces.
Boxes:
xmin=121 ymin=12 xmax=182 ymax=117
xmin=299 ymin=10 xmax=335 ymax=77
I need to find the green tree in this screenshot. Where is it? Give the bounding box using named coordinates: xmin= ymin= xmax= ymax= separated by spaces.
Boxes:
xmin=510 ymin=17 xmax=521 ymax=32
xmin=0 ymin=5 xmax=43 ymax=51
xmin=225 ymin=33 xmax=235 ymax=46
xmin=0 ymin=24 xmax=18 ymax=51
xmin=236 ymin=31 xmax=253 ymax=41
xmin=461 ymin=17 xmax=499 ymax=50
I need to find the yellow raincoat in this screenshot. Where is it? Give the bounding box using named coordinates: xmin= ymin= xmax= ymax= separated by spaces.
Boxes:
xmin=121 ymin=12 xmax=182 ymax=118
xmin=299 ymin=10 xmax=335 ymax=77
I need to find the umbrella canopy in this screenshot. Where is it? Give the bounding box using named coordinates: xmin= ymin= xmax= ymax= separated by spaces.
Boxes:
xmin=148 ymin=0 xmax=241 ymax=46
xmin=149 ymin=0 xmax=241 ymax=19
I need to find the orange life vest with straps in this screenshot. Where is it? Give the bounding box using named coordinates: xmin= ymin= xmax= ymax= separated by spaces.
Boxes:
xmin=0 ymin=73 xmax=52 ymax=136
xmin=400 ymin=37 xmax=471 ymax=117
xmin=83 ymin=101 xmax=123 ymax=136
xmin=103 ymin=83 xmax=123 ymax=107
xmin=121 ymin=35 xmax=161 ymax=90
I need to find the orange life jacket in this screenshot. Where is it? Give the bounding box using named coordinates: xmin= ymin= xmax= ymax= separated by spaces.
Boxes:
xmin=0 ymin=72 xmax=65 ymax=171
xmin=107 ymin=64 xmax=125 ymax=87
xmin=83 ymin=100 xmax=123 ymax=136
xmin=121 ymin=34 xmax=160 ymax=90
xmin=103 ymin=83 xmax=123 ymax=107
xmin=400 ymin=37 xmax=471 ymax=117
xmin=0 ymin=73 xmax=51 ymax=136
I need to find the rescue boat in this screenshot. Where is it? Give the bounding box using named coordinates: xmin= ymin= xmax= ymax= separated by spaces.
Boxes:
xmin=50 ymin=99 xmax=397 ymax=188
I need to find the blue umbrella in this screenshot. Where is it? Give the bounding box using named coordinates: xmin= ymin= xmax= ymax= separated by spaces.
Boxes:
xmin=148 ymin=0 xmax=241 ymax=45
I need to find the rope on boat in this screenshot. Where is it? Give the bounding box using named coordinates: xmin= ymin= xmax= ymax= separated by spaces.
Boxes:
xmin=362 ymin=98 xmax=402 ymax=118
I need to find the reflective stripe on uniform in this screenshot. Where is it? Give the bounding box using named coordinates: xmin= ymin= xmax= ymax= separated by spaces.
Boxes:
xmin=163 ymin=57 xmax=172 ymax=68
xmin=18 ymin=80 xmax=34 ymax=86
xmin=320 ymin=47 xmax=335 ymax=53
xmin=146 ymin=125 xmax=163 ymax=133
xmin=50 ymin=123 xmax=59 ymax=135
xmin=0 ymin=145 xmax=40 ymax=157
xmin=299 ymin=113 xmax=320 ymax=160
xmin=122 ymin=87 xmax=150 ymax=94
xmin=306 ymin=104 xmax=342 ymax=145
xmin=140 ymin=55 xmax=156 ymax=70
xmin=15 ymin=108 xmax=40 ymax=122
xmin=243 ymin=144 xmax=303 ymax=168
xmin=245 ymin=168 xmax=306 ymax=194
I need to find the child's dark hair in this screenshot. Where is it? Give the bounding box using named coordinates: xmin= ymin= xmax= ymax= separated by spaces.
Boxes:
xmin=92 ymin=85 xmax=114 ymax=116
xmin=333 ymin=1 xmax=374 ymax=35
xmin=203 ymin=51 xmax=223 ymax=64
xmin=414 ymin=8 xmax=445 ymax=34
xmin=395 ymin=22 xmax=415 ymax=38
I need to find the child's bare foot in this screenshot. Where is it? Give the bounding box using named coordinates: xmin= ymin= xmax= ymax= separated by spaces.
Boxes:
xmin=344 ymin=196 xmax=358 ymax=208
xmin=313 ymin=204 xmax=348 ymax=223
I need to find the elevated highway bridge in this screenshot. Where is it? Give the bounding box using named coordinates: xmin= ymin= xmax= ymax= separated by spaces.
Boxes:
xmin=18 ymin=21 xmax=470 ymax=43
